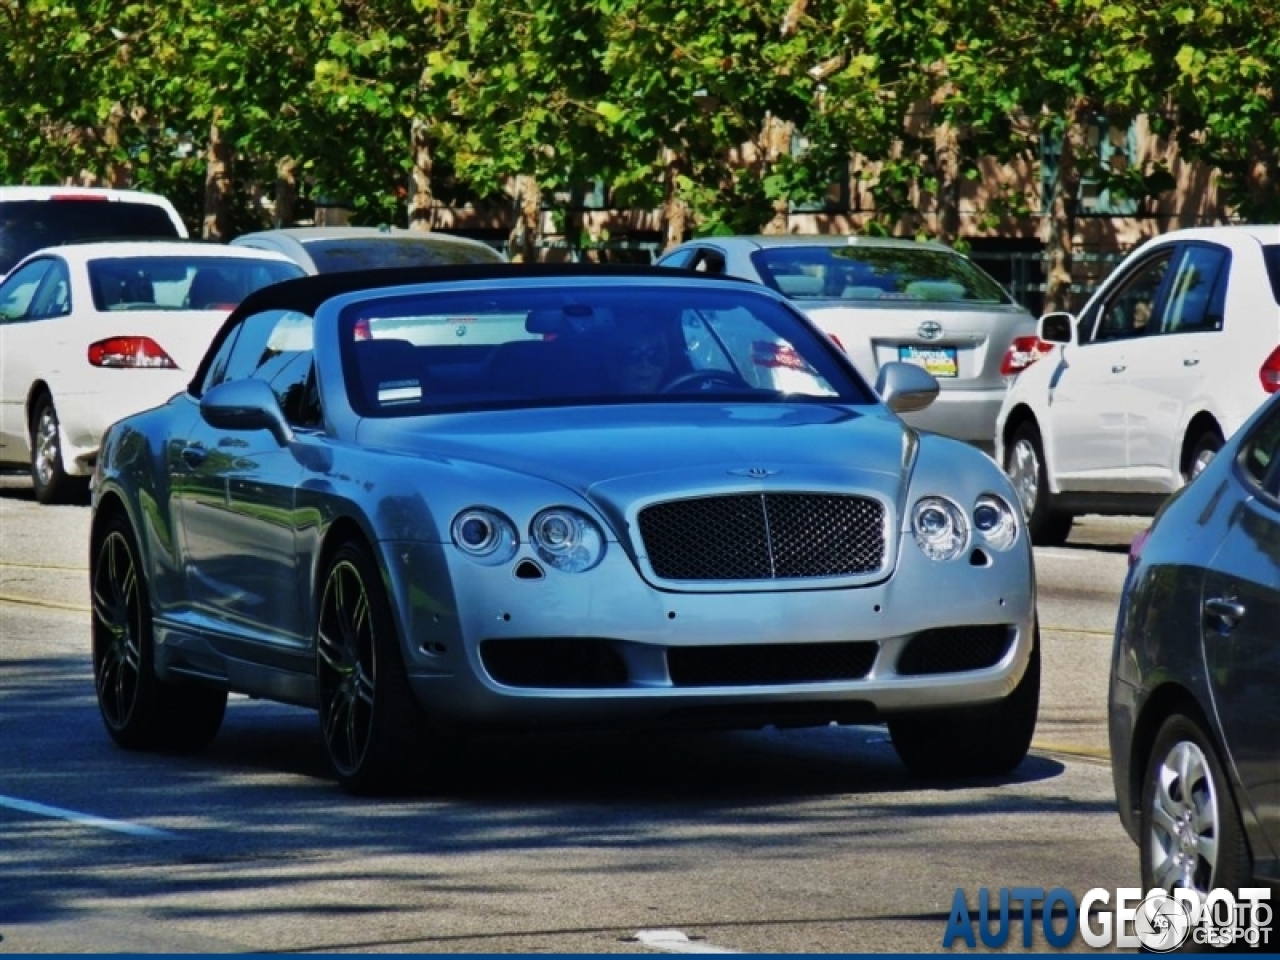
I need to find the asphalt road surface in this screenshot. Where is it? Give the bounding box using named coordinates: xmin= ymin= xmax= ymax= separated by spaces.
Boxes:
xmin=0 ymin=474 xmax=1146 ymax=953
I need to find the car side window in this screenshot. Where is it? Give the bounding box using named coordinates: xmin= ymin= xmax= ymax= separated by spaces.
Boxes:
xmin=1160 ymin=244 xmax=1228 ymax=334
xmin=27 ymin=258 xmax=71 ymax=319
xmin=0 ymin=259 xmax=53 ymax=322
xmin=658 ymin=247 xmax=696 ymax=270
xmin=689 ymin=248 xmax=727 ymax=276
xmin=1240 ymin=405 xmax=1280 ymax=492
xmin=1089 ymin=253 xmax=1172 ymax=342
xmin=206 ymin=308 xmax=319 ymax=427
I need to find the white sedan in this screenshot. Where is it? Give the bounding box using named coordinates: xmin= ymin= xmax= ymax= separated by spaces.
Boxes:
xmin=0 ymin=240 xmax=304 ymax=503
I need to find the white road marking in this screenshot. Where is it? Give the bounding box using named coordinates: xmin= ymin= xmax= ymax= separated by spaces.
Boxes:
xmin=635 ymin=930 xmax=738 ymax=954
xmin=0 ymin=794 xmax=175 ymax=839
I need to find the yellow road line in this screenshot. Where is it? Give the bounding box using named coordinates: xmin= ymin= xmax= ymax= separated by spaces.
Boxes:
xmin=0 ymin=593 xmax=90 ymax=613
xmin=0 ymin=560 xmax=87 ymax=572
xmin=1032 ymin=741 xmax=1112 ymax=762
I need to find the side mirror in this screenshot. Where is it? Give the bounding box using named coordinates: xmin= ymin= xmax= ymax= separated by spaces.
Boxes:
xmin=1038 ymin=312 xmax=1076 ymax=345
xmin=199 ymin=378 xmax=293 ymax=447
xmin=875 ymin=361 xmax=940 ymax=414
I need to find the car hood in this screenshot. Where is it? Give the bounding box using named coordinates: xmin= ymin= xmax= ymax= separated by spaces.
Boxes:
xmin=355 ymin=402 xmax=915 ymax=522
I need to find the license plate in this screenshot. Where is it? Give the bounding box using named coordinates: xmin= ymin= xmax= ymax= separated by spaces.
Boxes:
xmin=899 ymin=345 xmax=958 ymax=378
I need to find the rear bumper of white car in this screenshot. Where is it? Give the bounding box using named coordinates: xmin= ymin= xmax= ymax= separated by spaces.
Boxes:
xmin=54 ymin=371 xmax=189 ymax=475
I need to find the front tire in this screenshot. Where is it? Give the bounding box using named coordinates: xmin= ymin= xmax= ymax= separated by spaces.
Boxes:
xmin=90 ymin=513 xmax=227 ymax=751
xmin=888 ymin=627 xmax=1040 ymax=779
xmin=316 ymin=539 xmax=436 ymax=795
xmin=1140 ymin=712 xmax=1251 ymax=898
xmin=1004 ymin=421 xmax=1073 ymax=546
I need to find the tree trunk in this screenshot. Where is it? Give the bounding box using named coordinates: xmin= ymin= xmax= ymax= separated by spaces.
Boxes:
xmin=661 ymin=149 xmax=688 ymax=251
xmin=408 ymin=117 xmax=434 ymax=232
xmin=933 ymin=122 xmax=961 ymax=245
xmin=507 ymin=175 xmax=541 ymax=262
xmin=1044 ymin=101 xmax=1089 ymax=313
xmin=203 ymin=113 xmax=234 ymax=241
xmin=103 ymin=101 xmax=132 ymax=188
xmin=274 ymin=157 xmax=297 ymax=228
xmin=762 ymin=115 xmax=792 ymax=235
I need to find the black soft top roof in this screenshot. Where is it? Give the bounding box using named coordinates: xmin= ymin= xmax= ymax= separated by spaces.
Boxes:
xmin=228 ymin=261 xmax=745 ymax=320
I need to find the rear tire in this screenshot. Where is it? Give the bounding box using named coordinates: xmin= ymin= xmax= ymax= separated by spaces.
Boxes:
xmin=30 ymin=395 xmax=87 ymax=505
xmin=889 ymin=627 xmax=1040 ymax=779
xmin=1183 ymin=429 xmax=1223 ymax=484
xmin=316 ymin=539 xmax=438 ymax=795
xmin=91 ymin=513 xmax=227 ymax=751
xmin=1004 ymin=421 xmax=1073 ymax=546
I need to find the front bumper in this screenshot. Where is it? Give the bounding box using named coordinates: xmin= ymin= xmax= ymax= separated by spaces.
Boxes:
xmin=382 ymin=530 xmax=1036 ymax=730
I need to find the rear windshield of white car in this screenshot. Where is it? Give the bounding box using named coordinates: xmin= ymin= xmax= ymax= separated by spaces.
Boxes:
xmin=305 ymin=237 xmax=505 ymax=272
xmin=340 ymin=284 xmax=876 ymax=416
xmin=88 ymin=256 xmax=305 ymax=311
xmin=750 ymin=246 xmax=1014 ymax=305
xmin=0 ymin=199 xmax=182 ymax=275
xmin=1263 ymin=245 xmax=1280 ymax=304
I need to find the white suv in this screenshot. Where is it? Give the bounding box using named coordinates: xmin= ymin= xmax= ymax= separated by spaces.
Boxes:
xmin=995 ymin=224 xmax=1280 ymax=544
xmin=0 ymin=186 xmax=187 ymax=277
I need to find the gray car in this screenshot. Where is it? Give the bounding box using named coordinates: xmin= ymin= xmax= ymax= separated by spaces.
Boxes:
xmin=230 ymin=225 xmax=506 ymax=274
xmin=1110 ymin=390 xmax=1280 ymax=917
xmin=657 ymin=236 xmax=1037 ymax=454
xmin=90 ymin=264 xmax=1038 ymax=795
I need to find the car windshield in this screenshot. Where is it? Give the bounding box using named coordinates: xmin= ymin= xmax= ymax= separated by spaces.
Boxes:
xmin=341 ymin=284 xmax=875 ymax=416
xmin=750 ymin=245 xmax=1012 ymax=305
xmin=88 ymin=256 xmax=305 ymax=311
xmin=0 ymin=200 xmax=181 ymax=276
xmin=305 ymin=237 xmax=504 ymax=272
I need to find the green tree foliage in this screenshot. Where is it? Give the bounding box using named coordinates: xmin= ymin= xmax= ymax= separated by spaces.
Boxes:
xmin=1 ymin=0 xmax=1276 ymax=250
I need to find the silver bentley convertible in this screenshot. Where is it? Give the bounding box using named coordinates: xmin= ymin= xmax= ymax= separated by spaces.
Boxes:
xmin=89 ymin=264 xmax=1040 ymax=794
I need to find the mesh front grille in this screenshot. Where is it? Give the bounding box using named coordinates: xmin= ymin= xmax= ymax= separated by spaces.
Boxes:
xmin=896 ymin=625 xmax=1013 ymax=675
xmin=639 ymin=493 xmax=887 ymax=581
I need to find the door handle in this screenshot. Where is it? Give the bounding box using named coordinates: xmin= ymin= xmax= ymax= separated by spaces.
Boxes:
xmin=1111 ymin=364 xmax=1127 ymax=374
xmin=181 ymin=445 xmax=207 ymax=467
xmin=1204 ymin=596 xmax=1246 ymax=634
xmin=1183 ymin=357 xmax=1200 ymax=367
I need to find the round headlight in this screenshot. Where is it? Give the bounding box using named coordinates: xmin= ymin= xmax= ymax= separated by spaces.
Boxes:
xmin=912 ymin=496 xmax=967 ymax=561
xmin=530 ymin=507 xmax=605 ymax=572
xmin=450 ymin=508 xmax=518 ymax=565
xmin=973 ymin=494 xmax=1017 ymax=551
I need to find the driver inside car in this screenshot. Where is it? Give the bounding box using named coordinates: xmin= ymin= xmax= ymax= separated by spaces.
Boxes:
xmin=609 ymin=324 xmax=673 ymax=394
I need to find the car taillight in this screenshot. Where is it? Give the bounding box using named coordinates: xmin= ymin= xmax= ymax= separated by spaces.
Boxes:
xmin=50 ymin=193 xmax=110 ymax=202
xmin=1260 ymin=345 xmax=1280 ymax=393
xmin=87 ymin=336 xmax=178 ymax=369
xmin=1000 ymin=336 xmax=1052 ymax=376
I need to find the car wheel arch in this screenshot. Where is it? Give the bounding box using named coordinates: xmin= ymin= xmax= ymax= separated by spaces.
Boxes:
xmin=1179 ymin=413 xmax=1224 ymax=477
xmin=1129 ymin=683 xmax=1218 ymax=826
xmin=312 ymin=515 xmax=406 ymax=638
xmin=24 ymin=380 xmax=53 ymax=439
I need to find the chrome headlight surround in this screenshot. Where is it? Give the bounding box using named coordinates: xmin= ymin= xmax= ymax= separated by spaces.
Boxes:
xmin=530 ymin=507 xmax=605 ymax=573
xmin=972 ymin=494 xmax=1018 ymax=551
xmin=451 ymin=507 xmax=519 ymax=566
xmin=912 ymin=496 xmax=968 ymax=561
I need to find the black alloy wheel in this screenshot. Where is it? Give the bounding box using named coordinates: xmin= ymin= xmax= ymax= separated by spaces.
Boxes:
xmin=91 ymin=513 xmax=226 ymax=750
xmin=316 ymin=539 xmax=433 ymax=795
